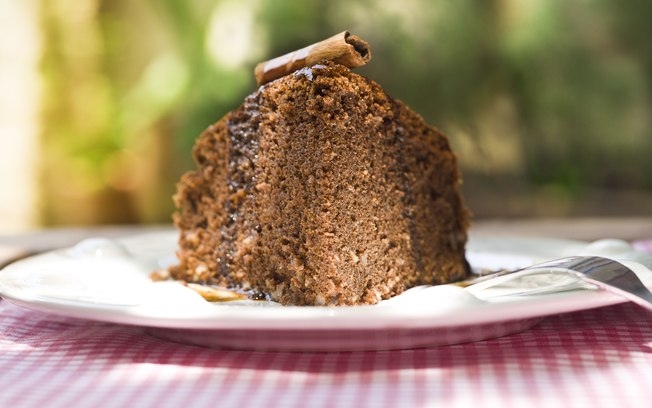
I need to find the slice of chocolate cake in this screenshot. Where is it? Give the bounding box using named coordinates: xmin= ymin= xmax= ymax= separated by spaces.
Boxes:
xmin=169 ymin=34 xmax=470 ymax=306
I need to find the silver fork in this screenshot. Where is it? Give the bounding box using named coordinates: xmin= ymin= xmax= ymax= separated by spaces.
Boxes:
xmin=466 ymin=256 xmax=652 ymax=311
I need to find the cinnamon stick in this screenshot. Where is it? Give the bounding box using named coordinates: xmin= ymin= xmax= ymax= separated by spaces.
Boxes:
xmin=254 ymin=31 xmax=372 ymax=86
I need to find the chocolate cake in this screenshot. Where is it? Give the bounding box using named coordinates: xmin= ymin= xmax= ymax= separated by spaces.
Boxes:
xmin=169 ymin=49 xmax=470 ymax=306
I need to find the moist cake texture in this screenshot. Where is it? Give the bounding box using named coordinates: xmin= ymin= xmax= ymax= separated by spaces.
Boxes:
xmin=169 ymin=61 xmax=470 ymax=306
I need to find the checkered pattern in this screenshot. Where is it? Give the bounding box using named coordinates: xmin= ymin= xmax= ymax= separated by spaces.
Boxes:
xmin=2 ymin=301 xmax=652 ymax=408
xmin=2 ymin=243 xmax=652 ymax=408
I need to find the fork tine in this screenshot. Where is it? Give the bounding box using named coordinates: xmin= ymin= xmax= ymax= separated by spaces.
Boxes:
xmin=467 ymin=256 xmax=652 ymax=312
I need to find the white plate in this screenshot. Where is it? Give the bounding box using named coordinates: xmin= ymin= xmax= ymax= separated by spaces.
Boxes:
xmin=1 ymin=231 xmax=651 ymax=351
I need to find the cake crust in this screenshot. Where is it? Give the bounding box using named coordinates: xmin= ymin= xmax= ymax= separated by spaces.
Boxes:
xmin=170 ymin=62 xmax=470 ymax=305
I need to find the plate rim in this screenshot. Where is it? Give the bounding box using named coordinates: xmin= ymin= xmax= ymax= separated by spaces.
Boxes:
xmin=0 ymin=231 xmax=638 ymax=331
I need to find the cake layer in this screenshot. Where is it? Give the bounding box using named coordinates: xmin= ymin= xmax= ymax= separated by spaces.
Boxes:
xmin=170 ymin=62 xmax=470 ymax=305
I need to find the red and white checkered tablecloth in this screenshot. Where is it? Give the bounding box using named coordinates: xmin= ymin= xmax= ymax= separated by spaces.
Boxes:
xmin=2 ymin=300 xmax=652 ymax=408
xmin=2 ymin=243 xmax=652 ymax=408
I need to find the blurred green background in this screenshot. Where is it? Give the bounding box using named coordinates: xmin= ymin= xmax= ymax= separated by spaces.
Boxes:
xmin=1 ymin=0 xmax=652 ymax=232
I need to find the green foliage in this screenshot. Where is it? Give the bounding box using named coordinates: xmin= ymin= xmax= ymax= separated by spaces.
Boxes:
xmin=39 ymin=0 xmax=652 ymax=224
